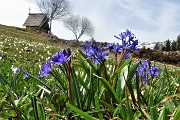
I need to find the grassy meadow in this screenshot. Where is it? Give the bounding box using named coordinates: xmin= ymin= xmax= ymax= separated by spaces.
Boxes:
xmin=0 ymin=24 xmax=179 ymax=120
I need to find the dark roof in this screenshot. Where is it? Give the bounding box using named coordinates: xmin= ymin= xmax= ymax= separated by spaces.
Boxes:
xmin=23 ymin=13 xmax=49 ymax=27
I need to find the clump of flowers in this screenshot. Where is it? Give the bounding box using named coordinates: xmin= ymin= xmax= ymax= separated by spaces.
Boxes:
xmin=103 ymin=43 xmax=121 ymax=57
xmin=137 ymin=60 xmax=161 ymax=82
xmin=104 ymin=29 xmax=140 ymax=60
xmin=39 ymin=48 xmax=72 ymax=78
xmin=114 ymin=29 xmax=140 ymax=52
xmin=81 ymin=44 xmax=109 ymax=65
xmin=52 ymin=48 xmax=71 ymax=65
xmin=37 ymin=48 xmax=73 ymax=104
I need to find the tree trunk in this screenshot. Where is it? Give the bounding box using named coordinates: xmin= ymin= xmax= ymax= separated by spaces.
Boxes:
xmin=73 ymin=32 xmax=78 ymax=41
xmin=77 ymin=31 xmax=84 ymax=40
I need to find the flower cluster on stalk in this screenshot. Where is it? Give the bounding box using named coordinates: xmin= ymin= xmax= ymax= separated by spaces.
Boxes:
xmin=114 ymin=29 xmax=140 ymax=52
xmin=103 ymin=29 xmax=140 ymax=59
xmin=137 ymin=60 xmax=161 ymax=81
xmin=81 ymin=44 xmax=109 ymax=65
xmin=39 ymin=48 xmax=72 ymax=78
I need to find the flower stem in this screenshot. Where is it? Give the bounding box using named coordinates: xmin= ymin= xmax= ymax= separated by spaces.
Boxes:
xmin=67 ymin=58 xmax=72 ymax=104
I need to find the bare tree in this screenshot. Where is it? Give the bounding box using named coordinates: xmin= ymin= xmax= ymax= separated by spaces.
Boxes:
xmin=63 ymin=15 xmax=95 ymax=40
xmin=36 ymin=0 xmax=71 ymax=33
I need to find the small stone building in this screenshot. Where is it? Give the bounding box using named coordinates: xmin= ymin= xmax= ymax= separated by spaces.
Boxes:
xmin=23 ymin=13 xmax=50 ymax=33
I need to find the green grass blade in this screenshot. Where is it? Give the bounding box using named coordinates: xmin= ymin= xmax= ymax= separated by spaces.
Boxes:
xmin=94 ymin=95 xmax=103 ymax=119
xmin=100 ymin=100 xmax=116 ymax=113
xmin=71 ymin=67 xmax=82 ymax=110
xmin=38 ymin=102 xmax=46 ymax=120
xmin=158 ymin=106 xmax=168 ymax=120
xmin=26 ymin=72 xmax=51 ymax=91
xmin=0 ymin=73 xmax=9 ymax=85
xmin=150 ymin=106 xmax=158 ymax=120
xmin=173 ymin=106 xmax=180 ymax=120
xmin=126 ymin=61 xmax=140 ymax=107
xmin=113 ymin=99 xmax=126 ymax=119
xmin=51 ymin=69 xmax=66 ymax=92
xmin=126 ymin=94 xmax=133 ymax=120
xmin=31 ymin=96 xmax=39 ymax=120
xmin=133 ymin=111 xmax=141 ymax=120
xmin=110 ymin=57 xmax=132 ymax=81
xmin=66 ymin=103 xmax=96 ymax=120
xmin=94 ymin=74 xmax=120 ymax=103
xmin=73 ymin=109 xmax=105 ymax=118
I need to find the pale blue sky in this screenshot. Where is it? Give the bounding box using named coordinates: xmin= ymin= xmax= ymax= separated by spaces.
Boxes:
xmin=0 ymin=0 xmax=180 ymax=43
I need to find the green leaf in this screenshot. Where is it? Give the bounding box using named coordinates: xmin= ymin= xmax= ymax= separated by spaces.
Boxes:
xmin=150 ymin=106 xmax=158 ymax=120
xmin=95 ymin=95 xmax=103 ymax=119
xmin=133 ymin=111 xmax=141 ymax=120
xmin=26 ymin=72 xmax=51 ymax=91
xmin=158 ymin=106 xmax=168 ymax=120
xmin=126 ymin=61 xmax=140 ymax=107
xmin=173 ymin=106 xmax=180 ymax=120
xmin=110 ymin=57 xmax=132 ymax=82
xmin=31 ymin=96 xmax=39 ymax=120
xmin=116 ymin=65 xmax=128 ymax=99
xmin=0 ymin=110 xmax=16 ymax=119
xmin=66 ymin=103 xmax=96 ymax=120
xmin=100 ymin=100 xmax=116 ymax=113
xmin=94 ymin=74 xmax=120 ymax=103
xmin=38 ymin=102 xmax=46 ymax=120
xmin=113 ymin=99 xmax=126 ymax=119
xmin=0 ymin=73 xmax=9 ymax=86
xmin=126 ymin=97 xmax=133 ymax=120
xmin=120 ymin=65 xmax=128 ymax=88
xmin=149 ymin=90 xmax=154 ymax=107
xmin=71 ymin=67 xmax=82 ymax=110
xmin=51 ymin=69 xmax=66 ymax=93
xmin=73 ymin=109 xmax=105 ymax=118
xmin=119 ymin=103 xmax=127 ymax=120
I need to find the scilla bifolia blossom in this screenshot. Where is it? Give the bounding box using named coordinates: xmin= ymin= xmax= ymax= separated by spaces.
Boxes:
xmin=103 ymin=43 xmax=122 ymax=57
xmin=81 ymin=44 xmax=109 ymax=64
xmin=104 ymin=30 xmax=140 ymax=61
xmin=114 ymin=29 xmax=140 ymax=52
xmin=137 ymin=60 xmax=160 ymax=81
xmin=39 ymin=60 xmax=52 ymax=78
xmin=39 ymin=48 xmax=72 ymax=78
xmin=52 ymin=48 xmax=71 ymax=65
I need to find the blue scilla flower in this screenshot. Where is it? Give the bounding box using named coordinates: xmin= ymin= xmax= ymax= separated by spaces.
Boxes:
xmin=94 ymin=48 xmax=109 ymax=64
xmin=138 ymin=60 xmax=151 ymax=81
xmin=103 ymin=43 xmax=115 ymax=50
xmin=23 ymin=73 xmax=29 ymax=79
xmin=39 ymin=60 xmax=52 ymax=78
xmin=114 ymin=29 xmax=140 ymax=52
xmin=137 ymin=60 xmax=160 ymax=81
xmin=52 ymin=48 xmax=72 ymax=65
xmin=151 ymin=66 xmax=161 ymax=77
xmin=82 ymin=44 xmax=109 ymax=64
xmin=63 ymin=48 xmax=72 ymax=58
xmin=104 ymin=43 xmax=122 ymax=56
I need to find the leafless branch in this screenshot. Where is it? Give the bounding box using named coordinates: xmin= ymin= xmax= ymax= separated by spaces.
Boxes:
xmin=63 ymin=15 xmax=95 ymax=40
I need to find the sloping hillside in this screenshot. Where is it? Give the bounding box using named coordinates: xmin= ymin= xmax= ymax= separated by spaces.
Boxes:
xmin=0 ymin=24 xmax=71 ymax=66
xmin=0 ymin=24 xmax=64 ymax=44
